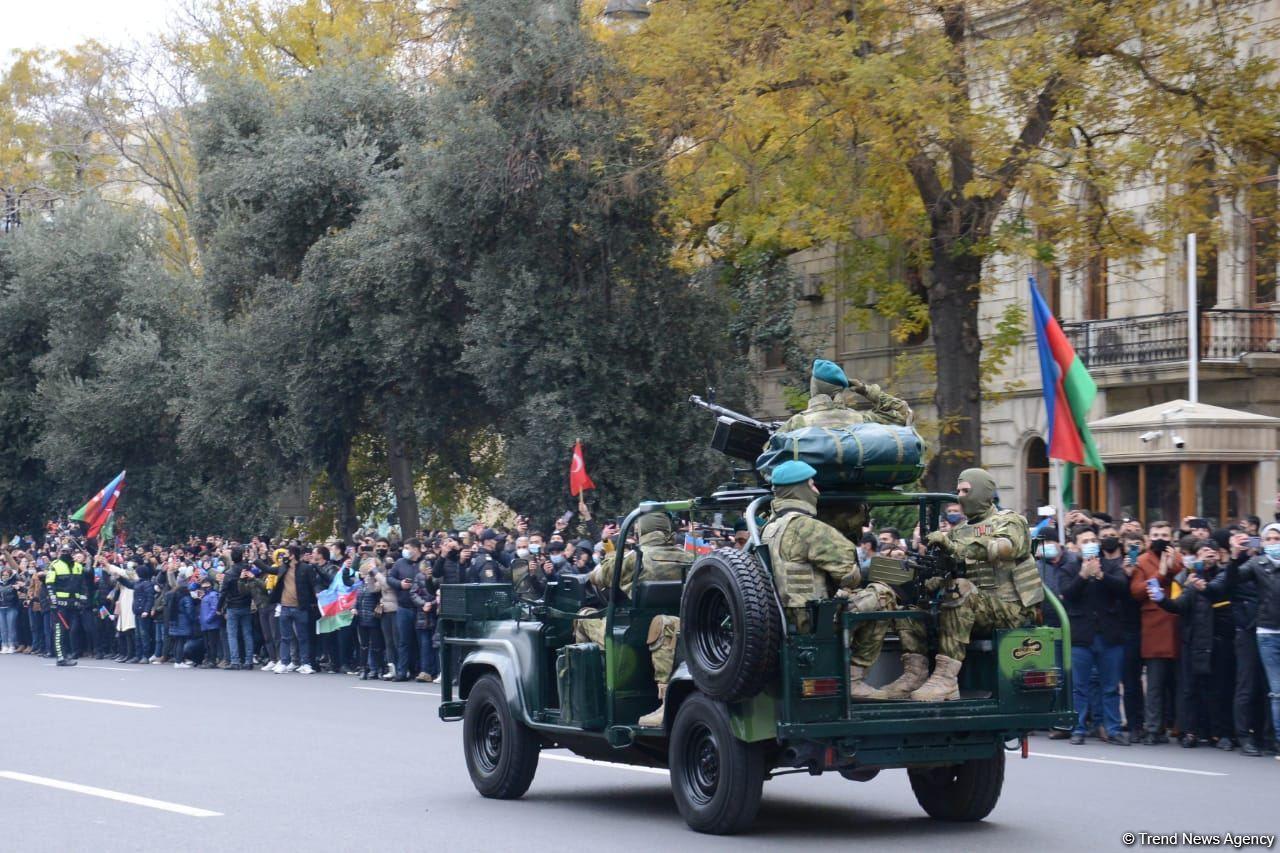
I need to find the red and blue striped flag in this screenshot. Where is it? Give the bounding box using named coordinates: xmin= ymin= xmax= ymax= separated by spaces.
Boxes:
xmin=1029 ymin=279 xmax=1104 ymax=504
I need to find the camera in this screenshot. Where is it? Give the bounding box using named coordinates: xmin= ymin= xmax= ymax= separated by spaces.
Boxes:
xmin=1171 ymin=433 xmax=1186 ymax=449
xmin=1139 ymin=430 xmax=1163 ymax=443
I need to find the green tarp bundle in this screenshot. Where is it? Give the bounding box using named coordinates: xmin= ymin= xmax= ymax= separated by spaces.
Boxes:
xmin=757 ymin=424 xmax=925 ymax=488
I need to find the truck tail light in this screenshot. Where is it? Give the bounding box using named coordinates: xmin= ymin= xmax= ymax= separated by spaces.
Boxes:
xmin=800 ymin=677 xmax=841 ymax=698
xmin=1019 ymin=669 xmax=1062 ymax=689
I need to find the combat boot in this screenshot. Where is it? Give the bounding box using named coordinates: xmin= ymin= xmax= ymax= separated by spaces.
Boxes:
xmin=849 ymin=665 xmax=888 ymax=700
xmin=879 ymin=653 xmax=929 ymax=699
xmin=637 ymin=683 xmax=667 ymax=728
xmin=909 ymin=655 xmax=962 ymax=702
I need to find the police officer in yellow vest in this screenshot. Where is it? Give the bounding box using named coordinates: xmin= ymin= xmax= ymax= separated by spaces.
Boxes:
xmin=760 ymin=460 xmax=899 ymax=699
xmin=575 ymin=513 xmax=693 ymax=727
xmin=877 ymin=468 xmax=1044 ymax=701
xmin=45 ymin=543 xmax=90 ymax=667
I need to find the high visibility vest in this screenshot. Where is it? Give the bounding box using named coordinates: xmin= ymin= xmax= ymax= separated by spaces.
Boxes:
xmin=46 ymin=558 xmax=86 ymax=602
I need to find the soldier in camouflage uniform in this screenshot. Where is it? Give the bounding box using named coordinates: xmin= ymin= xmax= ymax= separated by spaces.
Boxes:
xmin=876 ymin=468 xmax=1044 ymax=701
xmin=777 ymin=360 xmax=914 ymax=538
xmin=779 ymin=358 xmax=914 ymax=432
xmin=760 ymin=460 xmax=899 ymax=700
xmin=574 ymin=512 xmax=693 ymax=726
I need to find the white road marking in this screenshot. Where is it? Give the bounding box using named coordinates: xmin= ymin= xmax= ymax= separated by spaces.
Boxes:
xmin=44 ymin=664 xmax=134 ymax=672
xmin=351 ymin=685 xmax=440 ymax=697
xmin=541 ymin=753 xmax=669 ymax=776
xmin=0 ymin=771 xmax=221 ymax=817
xmin=1028 ymin=750 xmax=1226 ymax=776
xmin=37 ymin=693 xmax=158 ymax=709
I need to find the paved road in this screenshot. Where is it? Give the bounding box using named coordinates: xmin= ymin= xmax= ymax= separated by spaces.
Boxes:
xmin=1 ymin=653 xmax=1276 ymax=852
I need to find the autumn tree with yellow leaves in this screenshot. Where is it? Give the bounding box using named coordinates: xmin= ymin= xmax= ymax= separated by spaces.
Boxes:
xmin=611 ymin=0 xmax=1280 ymax=485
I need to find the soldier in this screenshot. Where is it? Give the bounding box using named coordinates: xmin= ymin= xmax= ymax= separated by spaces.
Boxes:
xmin=575 ymin=512 xmax=693 ymax=726
xmin=877 ymin=468 xmax=1044 ymax=701
xmin=44 ymin=542 xmax=90 ymax=667
xmin=779 ymin=359 xmax=914 ymax=432
xmin=760 ymin=460 xmax=898 ymax=699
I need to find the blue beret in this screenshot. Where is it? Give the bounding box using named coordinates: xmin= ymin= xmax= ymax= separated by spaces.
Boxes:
xmin=771 ymin=460 xmax=818 ymax=486
xmin=812 ymin=359 xmax=849 ymax=388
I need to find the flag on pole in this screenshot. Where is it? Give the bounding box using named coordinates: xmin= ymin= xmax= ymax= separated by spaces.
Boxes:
xmin=317 ymin=568 xmax=362 ymax=634
xmin=99 ymin=512 xmax=116 ymax=543
xmin=569 ymin=440 xmax=596 ymax=497
xmin=1029 ymin=278 xmax=1104 ymax=505
xmin=88 ymin=483 xmax=125 ymax=539
xmin=71 ymin=471 xmax=126 ymax=533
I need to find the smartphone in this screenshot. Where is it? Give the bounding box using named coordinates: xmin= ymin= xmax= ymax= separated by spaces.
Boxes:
xmin=559 ymin=510 xmax=574 ymax=526
xmin=1248 ymin=536 xmax=1261 ymax=550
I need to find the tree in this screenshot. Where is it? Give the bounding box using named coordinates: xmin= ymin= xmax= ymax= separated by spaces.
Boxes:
xmin=611 ymin=0 xmax=1280 ymax=487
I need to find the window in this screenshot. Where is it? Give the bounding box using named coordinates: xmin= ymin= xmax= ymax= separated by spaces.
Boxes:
xmin=1190 ymin=148 xmax=1219 ymax=309
xmin=1250 ymin=176 xmax=1278 ymax=305
xmin=763 ymin=342 xmax=786 ymax=369
xmin=1024 ymin=438 xmax=1050 ymax=515
xmin=1085 ymin=253 xmax=1107 ymax=320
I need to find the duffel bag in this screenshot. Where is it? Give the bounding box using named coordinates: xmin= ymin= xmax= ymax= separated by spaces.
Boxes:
xmin=757 ymin=423 xmax=925 ymax=487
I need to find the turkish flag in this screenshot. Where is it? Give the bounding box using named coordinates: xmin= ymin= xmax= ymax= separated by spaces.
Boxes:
xmin=569 ymin=441 xmax=596 ymax=496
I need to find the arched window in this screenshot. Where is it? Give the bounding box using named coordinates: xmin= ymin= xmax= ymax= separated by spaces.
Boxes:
xmin=1024 ymin=437 xmax=1050 ymax=515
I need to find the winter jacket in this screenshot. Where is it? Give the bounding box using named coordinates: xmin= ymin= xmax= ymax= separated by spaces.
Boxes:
xmin=410 ymin=571 xmax=439 ymax=631
xmin=199 ymin=590 xmax=223 ymax=631
xmin=1059 ymin=554 xmax=1129 ymax=647
xmin=386 ymin=557 xmax=420 ymax=610
xmin=1129 ymin=550 xmax=1180 ymax=659
xmin=1037 ymin=551 xmax=1080 ymax=628
xmin=131 ymin=566 xmax=157 ymax=616
xmin=267 ymin=562 xmax=319 ymax=608
xmin=0 ymin=576 xmax=19 ymax=609
xmin=220 ymin=563 xmax=254 ymax=610
xmin=355 ymin=585 xmax=381 ymax=628
xmin=465 ymin=553 xmax=510 ymax=585
xmin=1212 ymin=552 xmax=1280 ymax=632
xmin=373 ymin=571 xmax=398 ymax=613
xmin=169 ymin=592 xmax=198 ymax=638
xmin=432 ymin=550 xmax=465 ymax=586
xmin=239 ymin=575 xmax=270 ymax=612
xmin=1158 ymin=567 xmax=1223 ymax=677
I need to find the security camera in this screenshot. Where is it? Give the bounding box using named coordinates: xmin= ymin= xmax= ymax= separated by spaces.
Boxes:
xmin=1139 ymin=430 xmax=1163 ymax=443
xmin=1172 ymin=433 xmax=1186 ymax=449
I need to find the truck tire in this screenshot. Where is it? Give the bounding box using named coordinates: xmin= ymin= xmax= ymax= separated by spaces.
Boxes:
xmin=463 ymin=673 xmax=540 ymax=799
xmin=680 ymin=548 xmax=780 ymax=702
xmin=669 ymin=692 xmax=765 ymax=835
xmin=908 ymin=751 xmax=1005 ymax=821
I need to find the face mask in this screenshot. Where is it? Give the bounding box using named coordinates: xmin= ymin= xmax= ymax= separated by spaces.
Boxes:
xmin=1043 ymin=543 xmax=1060 ymax=560
xmin=1100 ymin=537 xmax=1120 ymax=553
xmin=945 ymin=512 xmax=965 ymax=525
xmin=516 ymin=547 xmax=530 ymax=559
xmin=401 ymin=549 xmax=412 ymax=560
xmin=550 ymin=555 xmax=567 ymax=567
xmin=529 ymin=544 xmax=541 ymax=555
xmin=1080 ymin=543 xmax=1099 ymax=559
xmin=375 ymin=548 xmax=387 ymax=558
xmin=1263 ymin=543 xmax=1280 ymax=560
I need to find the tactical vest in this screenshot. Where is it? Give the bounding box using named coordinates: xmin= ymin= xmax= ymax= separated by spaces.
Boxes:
xmin=637 ymin=544 xmax=693 ymax=584
xmin=950 ymin=511 xmax=1043 ymax=607
xmin=760 ymin=511 xmax=822 ymax=609
xmin=46 ymin=559 xmax=85 ymax=603
xmin=782 ymin=396 xmax=867 ymax=431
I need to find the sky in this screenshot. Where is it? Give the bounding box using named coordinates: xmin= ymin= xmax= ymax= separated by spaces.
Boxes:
xmin=1 ymin=0 xmax=184 ymax=57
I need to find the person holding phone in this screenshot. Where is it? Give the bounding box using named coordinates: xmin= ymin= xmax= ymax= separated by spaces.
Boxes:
xmin=1129 ymin=520 xmax=1180 ymax=744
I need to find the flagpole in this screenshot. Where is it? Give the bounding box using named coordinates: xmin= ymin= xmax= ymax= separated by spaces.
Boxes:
xmin=1053 ymin=459 xmax=1067 ymax=545
xmin=1186 ymin=233 xmax=1199 ymax=404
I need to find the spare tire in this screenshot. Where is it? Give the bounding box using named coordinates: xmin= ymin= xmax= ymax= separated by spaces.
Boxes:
xmin=680 ymin=547 xmax=781 ymax=702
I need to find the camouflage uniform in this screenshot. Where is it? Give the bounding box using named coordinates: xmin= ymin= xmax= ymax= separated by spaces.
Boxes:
xmin=759 ymin=492 xmax=895 ymax=666
xmin=574 ymin=516 xmax=692 ymax=686
xmin=898 ymin=505 xmax=1043 ymax=661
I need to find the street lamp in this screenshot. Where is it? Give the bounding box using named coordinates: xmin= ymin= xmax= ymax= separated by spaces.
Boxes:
xmin=603 ymin=0 xmax=650 ymax=22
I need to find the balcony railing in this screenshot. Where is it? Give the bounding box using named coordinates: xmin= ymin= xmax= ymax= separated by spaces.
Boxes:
xmin=1063 ymin=309 xmax=1280 ymax=368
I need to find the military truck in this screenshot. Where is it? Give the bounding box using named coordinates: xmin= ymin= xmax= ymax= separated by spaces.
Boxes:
xmin=438 ymin=487 xmax=1074 ymax=835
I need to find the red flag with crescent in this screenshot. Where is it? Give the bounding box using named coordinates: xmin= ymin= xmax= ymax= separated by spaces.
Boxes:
xmin=569 ymin=441 xmax=595 ymax=496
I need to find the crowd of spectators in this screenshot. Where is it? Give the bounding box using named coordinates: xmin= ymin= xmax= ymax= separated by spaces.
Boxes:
xmin=2 ymin=504 xmax=1277 ymax=765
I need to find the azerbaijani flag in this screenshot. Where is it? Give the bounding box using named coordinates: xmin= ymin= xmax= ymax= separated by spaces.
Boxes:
xmin=317 ymin=567 xmax=363 ymax=634
xmin=71 ymin=471 xmax=126 ymax=533
xmin=1029 ymin=278 xmax=1104 ymax=504
xmin=88 ymin=482 xmax=125 ymax=539
xmin=683 ymin=534 xmax=713 ymax=556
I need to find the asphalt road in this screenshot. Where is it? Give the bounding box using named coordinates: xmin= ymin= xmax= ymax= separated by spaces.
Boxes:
xmin=1 ymin=653 xmax=1276 ymax=853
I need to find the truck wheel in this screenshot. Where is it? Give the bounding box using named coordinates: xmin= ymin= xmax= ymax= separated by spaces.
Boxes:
xmin=463 ymin=673 xmax=539 ymax=799
xmin=681 ymin=548 xmax=780 ymax=702
xmin=908 ymin=751 xmax=1005 ymax=821
xmin=669 ymin=692 xmax=765 ymax=835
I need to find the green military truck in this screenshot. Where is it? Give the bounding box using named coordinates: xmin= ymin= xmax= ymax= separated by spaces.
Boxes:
xmin=438 ymin=487 xmax=1074 ymax=835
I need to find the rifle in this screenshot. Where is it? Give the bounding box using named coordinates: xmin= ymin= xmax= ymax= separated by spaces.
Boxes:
xmin=689 ymin=395 xmax=781 ymax=463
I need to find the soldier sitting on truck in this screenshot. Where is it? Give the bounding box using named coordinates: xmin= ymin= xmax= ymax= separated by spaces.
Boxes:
xmin=869 ymin=468 xmax=1045 ymax=702
xmin=760 ymin=460 xmax=899 ymax=700
xmin=780 ymin=358 xmax=914 ymax=432
xmin=574 ymin=512 xmax=693 ymax=726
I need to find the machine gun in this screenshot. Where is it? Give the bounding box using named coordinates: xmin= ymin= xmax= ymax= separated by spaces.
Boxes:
xmin=906 ymin=546 xmax=966 ymax=610
xmin=689 ymin=395 xmax=781 ymax=463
